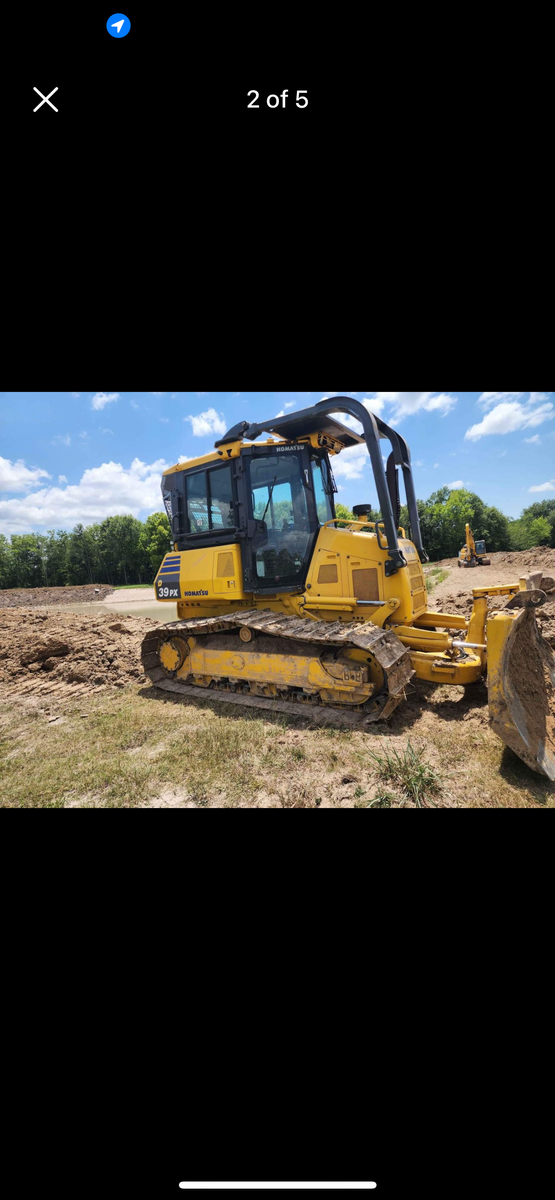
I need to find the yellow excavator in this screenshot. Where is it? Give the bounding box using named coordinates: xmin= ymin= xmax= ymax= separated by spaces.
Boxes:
xmin=459 ymin=524 xmax=491 ymax=567
xmin=141 ymin=397 xmax=555 ymax=780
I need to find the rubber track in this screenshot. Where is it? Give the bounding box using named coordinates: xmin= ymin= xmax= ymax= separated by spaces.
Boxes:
xmin=140 ymin=608 xmax=414 ymax=725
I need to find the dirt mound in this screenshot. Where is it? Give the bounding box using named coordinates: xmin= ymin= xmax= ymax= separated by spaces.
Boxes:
xmin=433 ymin=547 xmax=555 ymax=573
xmin=0 ymin=584 xmax=116 ymax=609
xmin=491 ymin=546 xmax=555 ymax=571
xmin=0 ymin=608 xmax=159 ymax=698
xmin=429 ymin=587 xmax=555 ymax=647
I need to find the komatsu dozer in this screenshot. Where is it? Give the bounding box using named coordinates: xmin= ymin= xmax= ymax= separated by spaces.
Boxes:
xmin=141 ymin=397 xmax=555 ymax=780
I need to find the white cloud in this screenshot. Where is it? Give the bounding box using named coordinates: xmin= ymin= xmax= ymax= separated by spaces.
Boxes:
xmin=130 ymin=400 xmax=140 ymax=410
xmin=415 ymin=460 xmax=424 ymax=467
xmin=529 ymin=392 xmax=549 ymax=405
xmin=368 ymin=391 xmax=456 ymax=424
xmin=465 ymin=399 xmax=554 ymax=441
xmin=448 ymin=480 xmax=465 ymax=490
xmin=0 ymin=457 xmax=170 ymax=536
xmin=434 ymin=463 xmax=440 ymax=468
xmin=151 ymin=392 xmax=165 ymax=396
xmin=529 ymin=479 xmax=555 ymax=494
xmin=52 ymin=434 xmax=71 ymax=446
xmin=524 ymin=434 xmax=541 ymax=444
xmin=285 ymin=401 xmax=296 ymax=409
xmin=71 ymin=392 xmax=81 ymax=398
xmin=275 ymin=410 xmax=286 ymax=417
xmin=101 ymin=428 xmax=113 ymax=435
xmin=0 ymin=457 xmax=51 ymax=493
xmin=478 ymin=391 xmax=525 ymax=409
xmin=91 ymin=391 xmax=120 ymax=411
xmin=58 ymin=475 xmax=68 ymax=484
xmin=184 ymin=407 xmax=226 ymax=437
xmin=330 ymin=444 xmax=369 ymax=480
xmin=79 ymin=431 xmax=89 ymax=439
xmin=177 ymin=455 xmax=193 ymax=464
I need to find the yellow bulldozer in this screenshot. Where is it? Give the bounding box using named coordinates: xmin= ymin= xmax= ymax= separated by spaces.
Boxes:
xmin=141 ymin=397 xmax=555 ymax=780
xmin=459 ymin=523 xmax=491 ymax=567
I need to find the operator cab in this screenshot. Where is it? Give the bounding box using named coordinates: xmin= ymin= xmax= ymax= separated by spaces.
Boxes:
xmin=162 ymin=439 xmax=337 ymax=594
xmin=475 ymin=539 xmax=486 ymax=555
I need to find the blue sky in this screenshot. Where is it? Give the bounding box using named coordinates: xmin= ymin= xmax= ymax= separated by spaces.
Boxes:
xmin=1 ymin=391 xmax=553 ymax=536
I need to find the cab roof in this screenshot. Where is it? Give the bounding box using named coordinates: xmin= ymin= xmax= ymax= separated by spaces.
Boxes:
xmin=214 ymin=408 xmax=365 ymax=450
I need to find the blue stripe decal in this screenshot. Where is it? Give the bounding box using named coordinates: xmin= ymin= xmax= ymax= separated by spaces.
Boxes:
xmin=159 ymin=569 xmax=180 ymax=574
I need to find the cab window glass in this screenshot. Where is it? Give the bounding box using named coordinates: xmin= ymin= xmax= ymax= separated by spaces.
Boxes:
xmin=187 ymin=472 xmax=209 ymax=532
xmin=209 ymin=466 xmax=234 ymax=528
xmin=311 ymin=456 xmax=334 ymax=523
xmin=186 ymin=466 xmax=234 ymax=532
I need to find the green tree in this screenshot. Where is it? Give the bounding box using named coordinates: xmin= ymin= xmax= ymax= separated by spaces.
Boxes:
xmin=0 ymin=534 xmax=16 ymax=589
xmin=9 ymin=535 xmax=46 ymax=588
xmin=529 ymin=516 xmax=551 ymax=545
xmin=44 ymin=530 xmax=70 ymax=586
xmin=334 ymin=503 xmax=356 ymax=522
xmin=481 ymin=506 xmax=510 ymax=553
xmin=66 ymin=524 xmax=97 ymax=584
xmin=139 ymin=512 xmax=172 ymax=577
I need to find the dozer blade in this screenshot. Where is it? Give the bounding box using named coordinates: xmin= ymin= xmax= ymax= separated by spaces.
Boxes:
xmin=487 ymin=607 xmax=555 ymax=780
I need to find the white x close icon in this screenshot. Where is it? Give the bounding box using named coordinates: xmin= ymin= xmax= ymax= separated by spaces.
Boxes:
xmin=33 ymin=87 xmax=58 ymax=112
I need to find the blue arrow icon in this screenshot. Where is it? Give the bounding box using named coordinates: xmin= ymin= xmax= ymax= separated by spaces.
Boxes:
xmin=106 ymin=13 xmax=131 ymax=38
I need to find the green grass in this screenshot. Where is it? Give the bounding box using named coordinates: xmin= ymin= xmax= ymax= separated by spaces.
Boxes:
xmin=424 ymin=566 xmax=450 ymax=592
xmin=367 ymin=738 xmax=442 ymax=807
xmin=112 ymin=584 xmax=153 ymax=590
xmin=1 ymin=675 xmax=553 ymax=809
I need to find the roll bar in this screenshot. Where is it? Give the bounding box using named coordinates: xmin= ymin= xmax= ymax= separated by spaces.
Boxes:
xmin=215 ymin=396 xmax=427 ymax=572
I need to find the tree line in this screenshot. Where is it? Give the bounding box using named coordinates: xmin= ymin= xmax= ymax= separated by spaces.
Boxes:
xmin=1 ymin=494 xmax=554 ymax=591
xmin=336 ymin=493 xmax=555 ymax=560
xmin=0 ymin=513 xmax=172 ymax=590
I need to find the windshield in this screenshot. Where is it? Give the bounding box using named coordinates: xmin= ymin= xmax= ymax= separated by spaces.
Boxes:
xmin=249 ymin=452 xmax=312 ymax=586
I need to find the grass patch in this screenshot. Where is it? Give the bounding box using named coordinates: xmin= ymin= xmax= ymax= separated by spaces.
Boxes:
xmin=424 ymin=566 xmax=450 ymax=592
xmin=355 ymin=791 xmax=394 ymax=808
xmin=112 ymin=584 xmax=153 ymax=591
xmin=367 ymin=738 xmax=441 ymax=807
xmin=1 ymin=675 xmax=553 ymax=809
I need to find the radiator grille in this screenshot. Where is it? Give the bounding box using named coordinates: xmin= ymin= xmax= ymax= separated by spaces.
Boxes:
xmin=407 ymin=560 xmax=426 ymax=613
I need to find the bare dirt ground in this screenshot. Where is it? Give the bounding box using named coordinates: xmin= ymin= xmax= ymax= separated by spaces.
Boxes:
xmin=0 ymin=608 xmax=158 ymax=698
xmin=427 ymin=546 xmax=555 ymax=648
xmin=0 ymin=583 xmax=116 ymax=608
xmin=1 ymin=546 xmax=554 ymax=808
